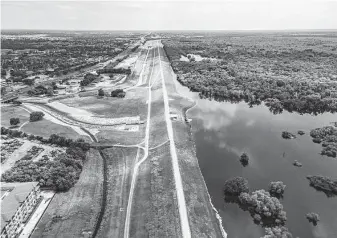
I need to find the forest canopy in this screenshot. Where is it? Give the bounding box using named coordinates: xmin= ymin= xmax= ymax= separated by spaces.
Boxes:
xmin=163 ymin=33 xmax=337 ymax=115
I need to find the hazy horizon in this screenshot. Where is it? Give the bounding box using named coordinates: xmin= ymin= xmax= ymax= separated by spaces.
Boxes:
xmin=1 ymin=0 xmax=337 ymax=31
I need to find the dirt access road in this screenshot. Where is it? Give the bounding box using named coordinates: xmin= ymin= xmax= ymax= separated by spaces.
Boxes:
xmin=123 ymin=40 xmax=191 ymax=238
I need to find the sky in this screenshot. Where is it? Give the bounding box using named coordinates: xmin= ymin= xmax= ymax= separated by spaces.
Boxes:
xmin=1 ymin=0 xmax=337 ymax=31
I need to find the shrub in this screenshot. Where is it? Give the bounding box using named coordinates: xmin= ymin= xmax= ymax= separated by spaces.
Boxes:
xmin=240 ymin=152 xmax=249 ymax=166
xmin=306 ymin=213 xmax=320 ymax=226
xmin=224 ymin=177 xmax=249 ymax=197
xmin=282 ymin=131 xmax=296 ymax=139
xmin=30 ymin=111 xmax=45 ymax=122
xmin=98 ymin=88 xmax=105 ymax=97
xmin=10 ymin=118 xmax=20 ymax=126
xmin=111 ymin=89 xmax=126 ymax=98
xmin=1 ymin=127 xmax=9 ymax=135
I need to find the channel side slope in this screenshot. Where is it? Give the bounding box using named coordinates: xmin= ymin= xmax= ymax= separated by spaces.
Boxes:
xmin=158 ymin=41 xmax=226 ymax=238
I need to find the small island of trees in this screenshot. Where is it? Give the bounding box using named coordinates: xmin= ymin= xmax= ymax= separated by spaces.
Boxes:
xmin=310 ymin=126 xmax=337 ymax=157
xmin=306 ymin=175 xmax=337 ymax=197
xmin=223 ymin=177 xmax=291 ymax=237
xmin=306 ymin=213 xmax=320 ymax=226
xmin=239 ymin=152 xmax=249 ymax=167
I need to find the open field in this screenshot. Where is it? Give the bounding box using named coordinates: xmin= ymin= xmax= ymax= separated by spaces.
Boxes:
xmin=1 ymin=104 xmax=90 ymax=140
xmin=59 ymin=89 xmax=148 ymax=119
xmin=1 ymin=105 xmax=30 ymax=127
xmin=96 ymin=147 xmax=138 ymax=238
xmin=31 ymin=149 xmax=103 ymax=238
xmin=22 ymin=119 xmax=90 ymax=141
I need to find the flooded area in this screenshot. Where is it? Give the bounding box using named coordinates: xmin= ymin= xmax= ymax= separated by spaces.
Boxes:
xmin=174 ymin=78 xmax=337 ymax=238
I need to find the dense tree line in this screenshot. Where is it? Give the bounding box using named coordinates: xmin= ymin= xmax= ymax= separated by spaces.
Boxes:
xmin=97 ymin=67 xmax=131 ymax=75
xmin=163 ymin=35 xmax=337 ymax=115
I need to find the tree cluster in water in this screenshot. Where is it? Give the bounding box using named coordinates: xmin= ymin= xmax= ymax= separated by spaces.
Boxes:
xmin=310 ymin=126 xmax=337 ymax=157
xmin=163 ymin=34 xmax=337 ymax=115
xmin=306 ymin=175 xmax=337 ymax=197
xmin=223 ymin=177 xmax=292 ymax=237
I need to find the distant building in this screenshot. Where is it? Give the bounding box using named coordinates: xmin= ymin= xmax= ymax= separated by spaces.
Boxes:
xmin=1 ymin=182 xmax=41 ymax=238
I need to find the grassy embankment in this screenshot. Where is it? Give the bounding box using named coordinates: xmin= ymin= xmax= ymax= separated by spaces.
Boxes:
xmin=96 ymin=147 xmax=138 ymax=237
xmin=161 ymin=46 xmax=225 ymax=237
xmin=1 ymin=105 xmax=87 ymax=141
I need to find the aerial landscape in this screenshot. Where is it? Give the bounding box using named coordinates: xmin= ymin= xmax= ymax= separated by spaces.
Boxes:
xmin=1 ymin=1 xmax=337 ymax=238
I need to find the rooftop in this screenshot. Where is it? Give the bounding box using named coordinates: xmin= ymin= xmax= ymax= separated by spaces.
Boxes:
xmin=1 ymin=182 xmax=39 ymax=231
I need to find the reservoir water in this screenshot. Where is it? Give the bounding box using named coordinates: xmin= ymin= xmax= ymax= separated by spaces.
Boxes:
xmin=174 ymin=79 xmax=337 ymax=238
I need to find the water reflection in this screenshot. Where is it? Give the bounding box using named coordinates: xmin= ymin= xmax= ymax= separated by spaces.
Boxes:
xmin=192 ymin=100 xmax=238 ymax=131
xmin=173 ymin=75 xmax=337 ymax=238
xmin=188 ymin=100 xmax=337 ymax=238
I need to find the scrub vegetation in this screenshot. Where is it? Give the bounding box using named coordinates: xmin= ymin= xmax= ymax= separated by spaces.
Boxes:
xmin=1 ymin=128 xmax=90 ymax=191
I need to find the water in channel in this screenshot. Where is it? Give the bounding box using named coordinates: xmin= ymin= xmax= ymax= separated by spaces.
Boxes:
xmin=174 ymin=78 xmax=337 ymax=238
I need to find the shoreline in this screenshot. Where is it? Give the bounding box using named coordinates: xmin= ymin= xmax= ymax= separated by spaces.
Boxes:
xmin=168 ymin=62 xmax=227 ymax=238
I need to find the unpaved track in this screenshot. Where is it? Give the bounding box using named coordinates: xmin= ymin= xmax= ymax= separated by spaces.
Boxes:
xmin=157 ymin=40 xmax=192 ymax=238
xmin=123 ymin=46 xmax=156 ymax=238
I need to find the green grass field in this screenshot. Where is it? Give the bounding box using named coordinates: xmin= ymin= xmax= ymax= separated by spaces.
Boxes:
xmin=97 ymin=147 xmax=138 ymax=238
xmin=130 ymin=143 xmax=182 ymax=237
xmin=60 ymin=88 xmax=148 ymax=120
xmin=31 ymin=149 xmax=103 ymax=238
xmin=22 ymin=119 xmax=90 ymax=141
xmin=1 ymin=105 xmax=30 ymax=127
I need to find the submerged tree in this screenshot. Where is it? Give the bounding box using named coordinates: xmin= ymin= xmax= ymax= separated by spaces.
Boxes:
xmin=306 ymin=213 xmax=320 ymax=226
xmin=224 ymin=177 xmax=249 ymax=197
xmin=240 ymin=152 xmax=249 ymax=167
xmin=269 ymin=181 xmax=286 ymax=198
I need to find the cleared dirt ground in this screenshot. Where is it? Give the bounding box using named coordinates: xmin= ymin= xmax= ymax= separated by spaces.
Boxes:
xmin=31 ymin=149 xmax=103 ymax=238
